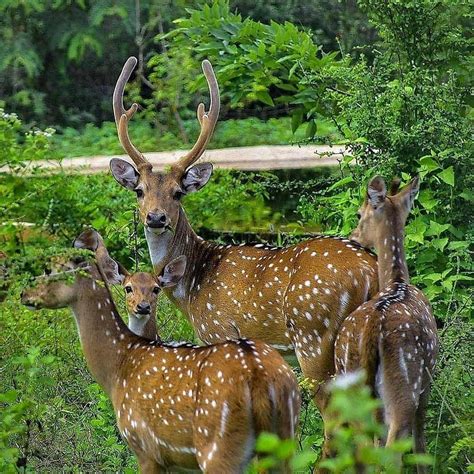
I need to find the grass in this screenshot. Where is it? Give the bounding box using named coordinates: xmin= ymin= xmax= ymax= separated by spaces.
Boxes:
xmin=48 ymin=117 xmax=338 ymax=159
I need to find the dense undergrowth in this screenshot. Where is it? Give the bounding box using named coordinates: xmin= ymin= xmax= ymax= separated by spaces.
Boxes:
xmin=1 ymin=0 xmax=472 ymax=472
xmin=1 ymin=114 xmax=472 ymax=472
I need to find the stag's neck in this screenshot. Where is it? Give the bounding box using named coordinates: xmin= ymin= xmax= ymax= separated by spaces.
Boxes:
xmin=146 ymin=207 xmax=212 ymax=313
xmin=128 ymin=314 xmax=159 ymax=341
xmin=71 ymin=277 xmax=137 ymax=395
xmin=375 ymin=216 xmax=409 ymax=289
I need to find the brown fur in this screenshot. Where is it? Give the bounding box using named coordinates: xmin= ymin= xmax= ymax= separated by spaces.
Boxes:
xmin=109 ymin=59 xmax=379 ymax=454
xmin=21 ymin=232 xmax=300 ymax=473
xmin=335 ymin=176 xmax=438 ymax=473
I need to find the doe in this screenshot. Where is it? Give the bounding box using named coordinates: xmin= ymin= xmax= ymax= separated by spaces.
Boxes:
xmin=21 ymin=229 xmax=301 ymax=473
xmin=334 ymin=176 xmax=438 ymax=472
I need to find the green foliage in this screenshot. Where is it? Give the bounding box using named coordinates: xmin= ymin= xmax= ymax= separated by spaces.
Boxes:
xmin=320 ymin=373 xmax=433 ymax=473
xmin=0 ymin=346 xmax=55 ymax=472
xmin=158 ymin=0 xmax=344 ymax=144
xmin=0 ymin=1 xmax=375 ymax=127
xmin=0 ymin=1 xmax=472 ymax=472
xmin=46 ymin=116 xmax=319 ymax=160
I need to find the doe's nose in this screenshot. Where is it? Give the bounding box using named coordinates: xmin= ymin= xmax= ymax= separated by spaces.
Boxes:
xmin=146 ymin=212 xmax=167 ymax=228
xmin=136 ymin=301 xmax=151 ymax=315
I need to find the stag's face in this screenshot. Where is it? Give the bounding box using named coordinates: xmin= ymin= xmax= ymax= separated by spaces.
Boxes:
xmin=110 ymin=160 xmax=213 ymax=235
xmin=351 ymin=175 xmax=420 ymax=248
xmin=123 ymin=272 xmax=160 ymax=322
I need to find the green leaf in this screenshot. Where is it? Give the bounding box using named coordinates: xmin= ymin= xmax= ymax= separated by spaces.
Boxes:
xmin=0 ymin=390 xmax=18 ymax=403
xmin=406 ymin=217 xmax=427 ymax=244
xmin=328 ymin=176 xmax=354 ymax=191
xmin=306 ymin=120 xmax=317 ymax=138
xmin=291 ymin=110 xmax=303 ymax=133
xmin=431 ymin=237 xmax=449 ymax=251
xmin=290 ymin=450 xmax=318 ymax=470
xmin=419 ymin=155 xmax=439 ymax=172
xmin=425 ymin=220 xmax=450 ymax=236
xmin=255 ymin=90 xmax=274 ymax=106
xmin=255 ymin=432 xmax=280 ymax=452
xmin=437 ymin=166 xmax=455 ymax=186
xmin=418 ymin=190 xmax=438 ymax=211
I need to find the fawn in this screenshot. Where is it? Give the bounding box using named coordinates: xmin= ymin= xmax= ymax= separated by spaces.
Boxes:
xmin=21 ymin=229 xmax=301 ymax=473
xmin=334 ymin=176 xmax=438 ymax=472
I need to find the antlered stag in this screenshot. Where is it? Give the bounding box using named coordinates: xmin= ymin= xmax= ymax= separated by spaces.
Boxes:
xmin=109 ymin=57 xmax=378 ymax=432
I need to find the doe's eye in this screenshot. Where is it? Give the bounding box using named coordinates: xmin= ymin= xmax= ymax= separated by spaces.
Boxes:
xmin=135 ymin=188 xmax=144 ymax=198
xmin=173 ymin=189 xmax=184 ymax=201
xmin=356 ymin=211 xmax=362 ymax=219
xmin=125 ymin=286 xmax=133 ymax=294
xmin=152 ymin=286 xmax=160 ymax=295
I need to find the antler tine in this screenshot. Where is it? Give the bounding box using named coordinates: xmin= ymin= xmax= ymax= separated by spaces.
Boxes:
xmin=174 ymin=60 xmax=220 ymax=172
xmin=113 ymin=57 xmax=150 ymax=169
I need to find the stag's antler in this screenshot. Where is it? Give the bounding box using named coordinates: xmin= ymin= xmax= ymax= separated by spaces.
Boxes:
xmin=113 ymin=57 xmax=220 ymax=173
xmin=172 ymin=60 xmax=220 ymax=174
xmin=113 ymin=57 xmax=150 ymax=169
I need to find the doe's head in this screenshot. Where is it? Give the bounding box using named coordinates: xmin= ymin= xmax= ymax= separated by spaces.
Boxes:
xmin=20 ymin=229 xmax=122 ymax=310
xmin=109 ymin=57 xmax=219 ymax=235
xmin=351 ymin=175 xmax=420 ymax=248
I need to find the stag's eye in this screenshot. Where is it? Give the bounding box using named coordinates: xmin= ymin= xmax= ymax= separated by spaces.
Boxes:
xmin=135 ymin=188 xmax=144 ymax=198
xmin=173 ymin=189 xmax=184 ymax=201
xmin=125 ymin=286 xmax=133 ymax=294
xmin=152 ymin=286 xmax=160 ymax=295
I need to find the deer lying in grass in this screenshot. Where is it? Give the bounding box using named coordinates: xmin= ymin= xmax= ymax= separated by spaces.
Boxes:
xmin=110 ymin=57 xmax=378 ymax=449
xmin=334 ymin=176 xmax=438 ymax=472
xmin=21 ymin=229 xmax=301 ymax=473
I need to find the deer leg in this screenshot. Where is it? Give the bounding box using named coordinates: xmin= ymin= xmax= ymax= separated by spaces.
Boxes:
xmin=413 ymin=389 xmax=430 ymax=474
xmin=136 ymin=453 xmax=162 ymax=474
xmin=194 ymin=392 xmax=254 ymax=474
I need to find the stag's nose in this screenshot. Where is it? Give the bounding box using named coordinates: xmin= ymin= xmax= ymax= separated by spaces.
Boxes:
xmin=136 ymin=301 xmax=151 ymax=315
xmin=146 ymin=212 xmax=167 ymax=228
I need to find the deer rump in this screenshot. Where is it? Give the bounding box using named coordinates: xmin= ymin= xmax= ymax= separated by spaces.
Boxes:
xmin=359 ymin=283 xmax=436 ymax=430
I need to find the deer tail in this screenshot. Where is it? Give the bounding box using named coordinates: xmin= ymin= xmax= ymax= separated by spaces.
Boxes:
xmin=360 ymin=317 xmax=381 ymax=398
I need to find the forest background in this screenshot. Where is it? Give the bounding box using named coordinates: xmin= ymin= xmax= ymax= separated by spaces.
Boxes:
xmin=0 ymin=0 xmax=472 ymax=472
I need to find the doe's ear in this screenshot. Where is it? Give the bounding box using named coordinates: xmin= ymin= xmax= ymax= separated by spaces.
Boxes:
xmin=110 ymin=158 xmax=140 ymax=190
xmin=74 ymin=228 xmax=124 ymax=284
xmin=398 ymin=175 xmax=420 ymax=212
xmin=181 ymin=163 xmax=213 ymax=194
xmin=367 ymin=176 xmax=387 ymax=209
xmin=96 ymin=251 xmax=124 ymax=285
xmin=389 ymin=177 xmax=401 ymax=195
xmin=157 ymin=256 xmax=187 ymax=288
xmin=73 ymin=228 xmax=102 ymax=251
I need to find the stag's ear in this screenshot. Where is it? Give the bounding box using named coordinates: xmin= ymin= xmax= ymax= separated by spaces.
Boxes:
xmin=398 ymin=175 xmax=420 ymax=212
xmin=110 ymin=158 xmax=140 ymax=190
xmin=157 ymin=256 xmax=187 ymax=288
xmin=181 ymin=163 xmax=213 ymax=194
xmin=367 ymin=176 xmax=387 ymax=209
xmin=73 ymin=228 xmax=101 ymax=251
